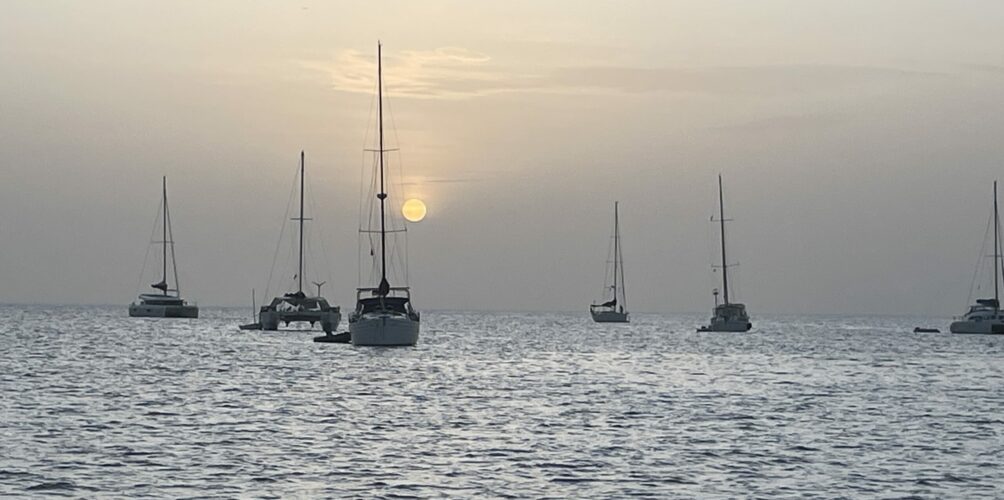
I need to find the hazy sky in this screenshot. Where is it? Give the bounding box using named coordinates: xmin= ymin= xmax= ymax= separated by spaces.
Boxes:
xmin=3 ymin=1 xmax=1004 ymax=315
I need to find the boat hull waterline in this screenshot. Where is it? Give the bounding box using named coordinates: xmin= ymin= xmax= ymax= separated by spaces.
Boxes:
xmin=129 ymin=303 xmax=199 ymax=318
xmin=698 ymin=320 xmax=752 ymax=332
xmin=590 ymin=310 xmax=629 ymax=323
xmin=349 ymin=314 xmax=419 ymax=346
xmin=260 ymin=309 xmax=341 ymax=333
xmin=949 ymin=320 xmax=1004 ymax=335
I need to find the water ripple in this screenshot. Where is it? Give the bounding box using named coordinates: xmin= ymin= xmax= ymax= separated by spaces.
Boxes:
xmin=1 ymin=306 xmax=1002 ymax=497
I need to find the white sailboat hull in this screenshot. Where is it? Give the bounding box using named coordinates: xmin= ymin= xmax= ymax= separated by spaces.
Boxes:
xmin=591 ymin=310 xmax=629 ymax=323
xmin=129 ymin=303 xmax=199 ymax=318
xmin=349 ymin=314 xmax=419 ymax=346
xmin=949 ymin=320 xmax=1004 ymax=334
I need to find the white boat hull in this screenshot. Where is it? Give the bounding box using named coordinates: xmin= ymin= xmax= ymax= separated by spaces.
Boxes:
xmin=591 ymin=310 xmax=629 ymax=323
xmin=129 ymin=303 xmax=199 ymax=318
xmin=949 ymin=320 xmax=1004 ymax=334
xmin=349 ymin=314 xmax=419 ymax=346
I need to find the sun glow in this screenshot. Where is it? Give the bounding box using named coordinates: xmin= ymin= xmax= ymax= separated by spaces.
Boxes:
xmin=402 ymin=198 xmax=427 ymax=222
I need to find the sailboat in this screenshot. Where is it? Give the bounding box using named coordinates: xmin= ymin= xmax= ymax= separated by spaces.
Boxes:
xmin=257 ymin=151 xmax=341 ymax=333
xmin=950 ymin=181 xmax=1004 ymax=334
xmin=590 ymin=201 xmax=629 ymax=322
xmin=348 ymin=42 xmax=421 ymax=346
xmin=129 ymin=177 xmax=199 ymax=318
xmin=699 ymin=175 xmax=752 ymax=332
xmin=239 ymin=289 xmax=261 ymax=330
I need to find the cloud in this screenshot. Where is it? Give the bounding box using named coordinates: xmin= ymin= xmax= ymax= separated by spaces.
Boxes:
xmin=303 ymin=47 xmax=937 ymax=100
xmin=400 ymin=175 xmax=482 ymax=187
xmin=301 ymin=47 xmax=532 ymax=99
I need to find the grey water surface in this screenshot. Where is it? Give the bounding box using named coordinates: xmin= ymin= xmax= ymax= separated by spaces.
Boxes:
xmin=1 ymin=305 xmax=1002 ymax=498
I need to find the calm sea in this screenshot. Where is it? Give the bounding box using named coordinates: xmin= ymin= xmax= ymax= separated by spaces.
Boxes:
xmin=1 ymin=305 xmax=1002 ymax=497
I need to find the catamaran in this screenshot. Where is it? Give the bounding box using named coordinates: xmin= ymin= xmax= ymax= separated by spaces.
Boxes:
xmin=129 ymin=177 xmax=199 ymax=318
xmin=590 ymin=201 xmax=629 ymax=322
xmin=950 ymin=181 xmax=1004 ymax=335
xmin=256 ymin=151 xmax=341 ymax=334
xmin=348 ymin=42 xmax=421 ymax=346
xmin=699 ymin=175 xmax=752 ymax=332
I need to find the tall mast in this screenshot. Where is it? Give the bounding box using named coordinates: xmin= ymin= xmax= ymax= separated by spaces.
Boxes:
xmin=377 ymin=41 xmax=389 ymax=295
xmin=298 ymin=151 xmax=305 ymax=294
xmin=612 ymin=201 xmax=618 ymax=303
xmin=719 ymin=174 xmax=729 ymax=305
xmin=987 ymin=179 xmax=995 ymax=305
xmin=162 ymin=176 xmax=168 ymax=296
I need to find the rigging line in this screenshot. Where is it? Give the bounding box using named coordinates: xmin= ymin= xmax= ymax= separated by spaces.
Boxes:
xmin=618 ymin=211 xmax=627 ymax=308
xmin=384 ymin=81 xmax=409 ymax=217
xmin=364 ymin=153 xmax=380 ymax=284
xmin=265 ymin=164 xmax=300 ymax=300
xmin=997 ymin=183 xmax=1004 ymax=303
xmin=598 ymin=218 xmax=615 ymax=302
xmin=135 ymin=199 xmax=163 ymax=294
xmin=705 ymin=202 xmax=718 ymax=292
xmin=404 ymin=226 xmax=410 ymax=285
xmin=165 ymin=189 xmax=180 ymax=295
xmin=354 ymin=69 xmax=380 ymax=288
xmin=966 ymin=211 xmax=994 ymax=305
xmin=382 ymin=76 xmax=411 ymax=286
xmin=304 ymin=170 xmax=334 ymax=287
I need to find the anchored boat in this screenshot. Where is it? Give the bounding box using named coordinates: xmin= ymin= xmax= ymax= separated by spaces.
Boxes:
xmin=590 ymin=201 xmax=629 ymax=323
xmin=129 ymin=177 xmax=198 ymax=318
xmin=950 ymin=181 xmax=1004 ymax=335
xmin=239 ymin=289 xmax=262 ymax=330
xmin=699 ymin=175 xmax=752 ymax=332
xmin=348 ymin=42 xmax=421 ymax=347
xmin=256 ymin=152 xmax=341 ymax=333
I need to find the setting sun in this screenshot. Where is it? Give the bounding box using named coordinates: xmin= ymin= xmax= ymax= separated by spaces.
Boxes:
xmin=402 ymin=198 xmax=427 ymax=222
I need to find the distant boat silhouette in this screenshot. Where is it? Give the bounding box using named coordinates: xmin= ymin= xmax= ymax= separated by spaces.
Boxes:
xmin=239 ymin=289 xmax=261 ymax=330
xmin=699 ymin=175 xmax=752 ymax=332
xmin=129 ymin=177 xmax=198 ymax=318
xmin=590 ymin=201 xmax=629 ymax=323
xmin=256 ymin=152 xmax=341 ymax=333
xmin=951 ymin=181 xmax=1004 ymax=334
xmin=348 ymin=42 xmax=420 ymax=346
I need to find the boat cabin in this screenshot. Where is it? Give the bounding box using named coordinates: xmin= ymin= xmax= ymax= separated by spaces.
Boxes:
xmin=260 ymin=292 xmax=336 ymax=314
xmin=713 ymin=303 xmax=750 ymax=321
xmin=354 ymin=287 xmax=419 ymax=319
xmin=137 ymin=293 xmax=187 ymax=306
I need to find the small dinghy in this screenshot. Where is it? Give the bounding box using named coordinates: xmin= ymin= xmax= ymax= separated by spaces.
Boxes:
xmin=913 ymin=327 xmax=940 ymax=333
xmin=313 ymin=332 xmax=351 ymax=343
